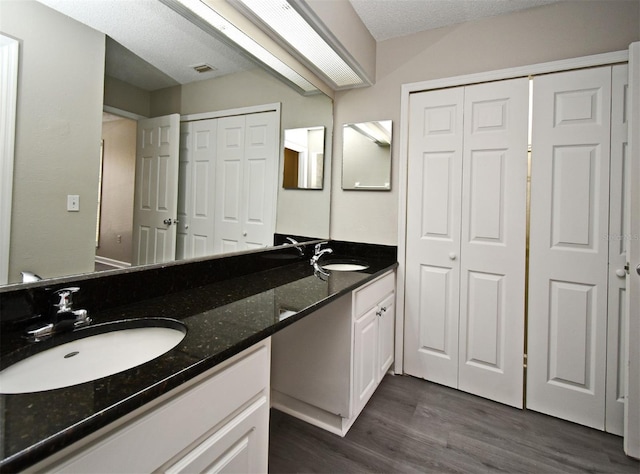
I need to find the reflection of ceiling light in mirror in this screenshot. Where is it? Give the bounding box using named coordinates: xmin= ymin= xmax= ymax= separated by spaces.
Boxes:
xmin=164 ymin=0 xmax=318 ymax=94
xmin=350 ymin=121 xmax=392 ymax=146
xmin=233 ymin=0 xmax=369 ymax=89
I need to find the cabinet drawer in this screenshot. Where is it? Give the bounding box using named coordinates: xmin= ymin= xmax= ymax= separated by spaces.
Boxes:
xmin=353 ymin=271 xmax=395 ymax=319
xmin=52 ymin=340 xmax=270 ymax=473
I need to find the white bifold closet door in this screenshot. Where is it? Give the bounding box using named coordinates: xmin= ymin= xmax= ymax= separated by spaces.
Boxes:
xmin=606 ymin=64 xmax=629 ymax=436
xmin=527 ymin=66 xmax=612 ymax=430
xmin=177 ymin=119 xmax=218 ymax=260
xmin=215 ymin=112 xmax=278 ymax=254
xmin=405 ymin=78 xmax=528 ymax=408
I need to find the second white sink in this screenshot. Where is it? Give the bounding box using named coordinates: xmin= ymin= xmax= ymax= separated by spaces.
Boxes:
xmin=322 ymin=262 xmax=369 ymax=271
xmin=0 ymin=319 xmax=186 ymax=394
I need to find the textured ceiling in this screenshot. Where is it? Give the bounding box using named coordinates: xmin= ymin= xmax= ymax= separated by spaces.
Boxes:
xmin=37 ymin=0 xmax=255 ymax=91
xmin=349 ymin=0 xmax=561 ymax=41
xmin=36 ymin=0 xmax=563 ymax=92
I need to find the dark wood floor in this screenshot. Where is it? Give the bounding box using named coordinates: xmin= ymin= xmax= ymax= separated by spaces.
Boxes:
xmin=269 ymin=374 xmax=639 ymax=473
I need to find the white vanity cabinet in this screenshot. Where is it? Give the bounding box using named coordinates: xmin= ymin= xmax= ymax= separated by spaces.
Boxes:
xmin=352 ymin=272 xmax=395 ymax=416
xmin=31 ymin=339 xmax=271 ymax=474
xmin=271 ymin=270 xmax=395 ymax=436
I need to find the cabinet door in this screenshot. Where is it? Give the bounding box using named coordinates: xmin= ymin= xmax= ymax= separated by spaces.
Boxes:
xmin=353 ymin=307 xmax=378 ymax=415
xmin=164 ymin=396 xmax=269 ymax=474
xmin=377 ymin=292 xmax=395 ymax=383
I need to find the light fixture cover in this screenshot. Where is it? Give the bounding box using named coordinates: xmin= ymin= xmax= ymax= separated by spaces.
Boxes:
xmin=167 ymin=0 xmax=319 ymax=94
xmin=234 ymin=0 xmax=368 ymax=89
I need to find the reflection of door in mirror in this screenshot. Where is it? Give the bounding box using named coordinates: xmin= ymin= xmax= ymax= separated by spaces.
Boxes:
xmin=96 ymin=112 xmax=137 ymax=271
xmin=178 ymin=109 xmax=279 ymax=259
xmin=283 ymin=127 xmax=325 ymax=190
xmin=132 ymin=114 xmax=181 ymax=266
xmin=283 ymin=148 xmax=300 ymax=189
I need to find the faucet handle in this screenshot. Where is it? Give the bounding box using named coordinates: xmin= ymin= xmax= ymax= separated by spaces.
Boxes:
xmin=54 ymin=287 xmax=80 ymax=312
xmin=314 ymin=242 xmax=328 ymax=254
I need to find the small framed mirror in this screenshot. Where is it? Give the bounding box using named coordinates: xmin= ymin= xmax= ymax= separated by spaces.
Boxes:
xmin=283 ymin=126 xmax=326 ymax=190
xmin=342 ymin=120 xmax=392 ymax=191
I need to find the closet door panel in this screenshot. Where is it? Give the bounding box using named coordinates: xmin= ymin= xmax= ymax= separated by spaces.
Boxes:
xmin=527 ymin=67 xmax=611 ymax=429
xmin=606 ymin=63 xmax=628 ymax=435
xmin=178 ymin=120 xmax=217 ymax=260
xmin=242 ymin=112 xmax=278 ymax=250
xmin=215 ymin=116 xmax=245 ymax=254
xmin=404 ymin=87 xmax=464 ymax=388
xmin=176 ymin=123 xmax=191 ymax=260
xmin=458 ymin=78 xmax=528 ymax=408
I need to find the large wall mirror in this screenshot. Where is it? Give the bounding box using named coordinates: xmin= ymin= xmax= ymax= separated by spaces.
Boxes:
xmin=283 ymin=127 xmax=325 ymax=190
xmin=342 ymin=120 xmax=392 ymax=191
xmin=0 ymin=0 xmax=332 ymax=286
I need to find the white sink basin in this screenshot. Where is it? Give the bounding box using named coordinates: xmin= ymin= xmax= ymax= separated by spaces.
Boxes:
xmin=322 ymin=262 xmax=369 ymax=271
xmin=0 ymin=320 xmax=186 ymax=394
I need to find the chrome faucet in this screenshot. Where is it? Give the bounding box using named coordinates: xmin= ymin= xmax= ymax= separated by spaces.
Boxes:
xmin=285 ymin=237 xmax=305 ymax=257
xmin=26 ymin=287 xmax=91 ymax=341
xmin=310 ymin=243 xmax=333 ymax=266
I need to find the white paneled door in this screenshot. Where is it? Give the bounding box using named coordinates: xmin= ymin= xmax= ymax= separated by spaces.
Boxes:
xmin=606 ymin=64 xmax=629 ymax=436
xmin=132 ymin=114 xmax=180 ymax=266
xmin=214 ymin=112 xmax=278 ymax=254
xmin=527 ymin=66 xmax=612 ymax=430
xmin=405 ymin=78 xmax=528 ymax=407
xmin=458 ymin=79 xmax=528 ymax=407
xmin=177 ymin=120 xmax=217 ymax=260
xmin=405 ymin=86 xmax=464 ymax=389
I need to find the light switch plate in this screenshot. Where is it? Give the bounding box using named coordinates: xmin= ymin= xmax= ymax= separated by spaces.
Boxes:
xmin=67 ymin=194 xmax=80 ymax=212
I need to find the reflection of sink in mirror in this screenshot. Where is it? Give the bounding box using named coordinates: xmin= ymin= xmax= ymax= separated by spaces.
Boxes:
xmin=322 ymin=261 xmax=369 ymax=272
xmin=0 ymin=319 xmax=186 ymax=394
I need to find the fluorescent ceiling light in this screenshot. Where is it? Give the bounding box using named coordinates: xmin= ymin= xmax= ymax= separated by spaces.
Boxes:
xmin=233 ymin=0 xmax=369 ymax=89
xmin=165 ymin=0 xmax=318 ymax=94
xmin=350 ymin=121 xmax=392 ymax=146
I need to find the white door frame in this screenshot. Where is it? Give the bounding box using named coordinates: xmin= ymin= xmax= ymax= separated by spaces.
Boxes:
xmin=0 ymin=35 xmax=19 ymax=285
xmin=624 ymin=41 xmax=640 ymax=459
xmin=396 ymin=49 xmax=629 ymax=375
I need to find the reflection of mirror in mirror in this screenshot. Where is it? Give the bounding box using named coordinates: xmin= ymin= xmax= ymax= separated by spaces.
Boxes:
xmin=0 ymin=0 xmax=333 ymax=287
xmin=283 ymin=127 xmax=325 ymax=190
xmin=342 ymin=121 xmax=392 ymax=191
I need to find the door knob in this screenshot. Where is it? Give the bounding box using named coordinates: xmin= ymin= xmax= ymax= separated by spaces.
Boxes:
xmin=449 ymin=252 xmax=457 ymax=260
xmin=637 ymin=264 xmax=640 ymax=276
xmin=616 ymin=269 xmax=626 ymax=278
xmin=163 ymin=218 xmax=172 ymax=226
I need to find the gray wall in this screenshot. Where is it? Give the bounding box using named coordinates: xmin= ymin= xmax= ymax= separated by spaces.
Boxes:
xmin=330 ymin=0 xmax=640 ymax=245
xmin=0 ymin=0 xmax=105 ymax=283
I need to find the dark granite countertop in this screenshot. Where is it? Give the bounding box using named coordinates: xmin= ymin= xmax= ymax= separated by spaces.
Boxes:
xmin=0 ymin=244 xmax=397 ymax=472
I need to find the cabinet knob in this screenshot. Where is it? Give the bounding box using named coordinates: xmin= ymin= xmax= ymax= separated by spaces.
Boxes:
xmin=449 ymin=252 xmax=457 ymax=260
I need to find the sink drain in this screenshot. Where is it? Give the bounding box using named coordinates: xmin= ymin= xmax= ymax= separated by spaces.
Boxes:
xmin=64 ymin=351 xmax=79 ymax=359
